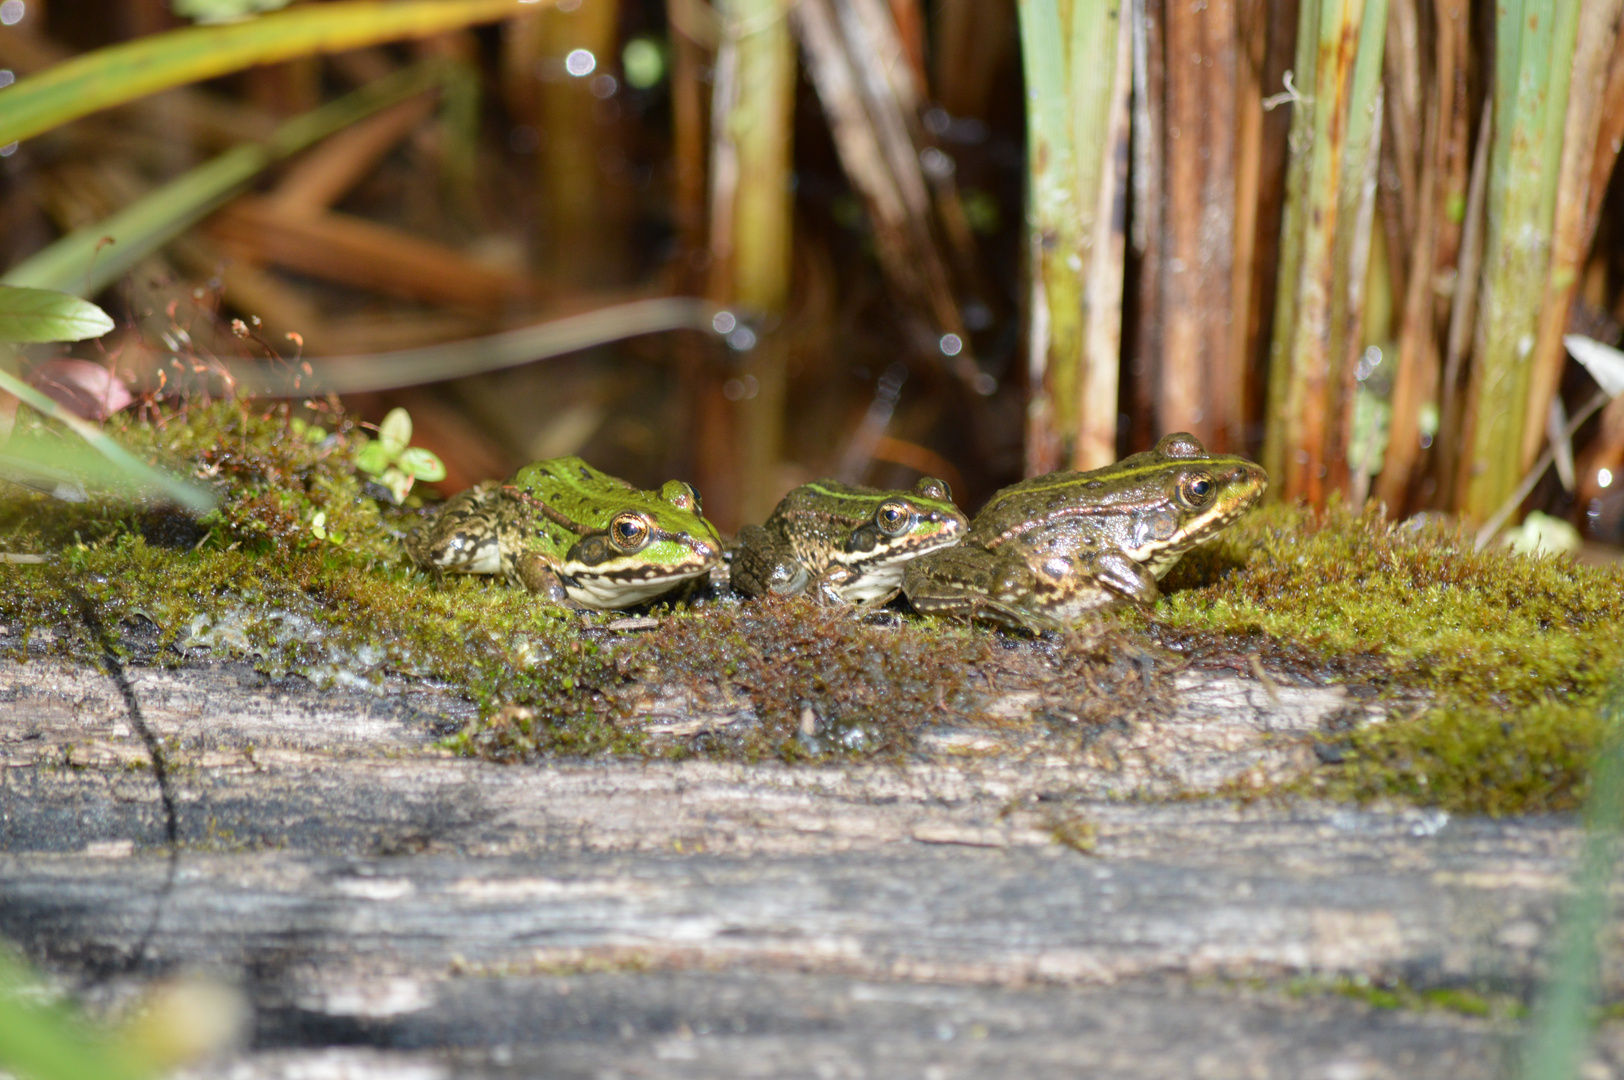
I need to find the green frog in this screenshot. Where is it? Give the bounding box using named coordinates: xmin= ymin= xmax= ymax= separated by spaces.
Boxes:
xmin=732 ymin=477 xmax=968 ymax=606
xmin=901 ymin=433 xmax=1268 ymax=631
xmin=407 ymin=456 xmax=723 ymax=610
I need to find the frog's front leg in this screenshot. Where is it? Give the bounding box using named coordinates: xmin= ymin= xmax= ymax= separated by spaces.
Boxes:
xmin=804 ymin=563 xmax=899 ymax=609
xmin=1088 ymin=550 xmax=1160 ymax=606
xmin=407 ymin=482 xmax=505 ymax=575
xmin=732 ymin=525 xmax=812 ymax=598
xmin=512 ymin=550 xmax=575 ymax=606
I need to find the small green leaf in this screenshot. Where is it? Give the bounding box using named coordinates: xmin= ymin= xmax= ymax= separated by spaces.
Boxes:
xmin=377 ymin=407 xmax=412 ymax=456
xmin=0 ymin=286 xmax=115 ymax=343
xmin=310 ymin=510 xmax=327 ymax=540
xmin=354 ymin=440 xmax=392 ymax=475
xmin=380 ymin=465 xmax=413 ymax=505
xmin=304 ymin=425 xmax=327 ymax=443
xmin=396 ymin=446 xmax=446 ymax=482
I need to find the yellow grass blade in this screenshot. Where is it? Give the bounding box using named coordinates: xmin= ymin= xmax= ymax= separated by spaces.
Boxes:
xmin=0 ymin=0 xmax=540 ymax=148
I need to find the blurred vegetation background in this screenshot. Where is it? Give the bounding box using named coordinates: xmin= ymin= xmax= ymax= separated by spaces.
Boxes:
xmin=1 ymin=0 xmax=1623 ymax=545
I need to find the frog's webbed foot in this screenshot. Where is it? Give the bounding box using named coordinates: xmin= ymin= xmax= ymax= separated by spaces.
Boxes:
xmin=849 ymin=587 xmax=903 ymax=612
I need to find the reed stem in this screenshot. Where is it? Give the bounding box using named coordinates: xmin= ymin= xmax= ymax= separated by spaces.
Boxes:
xmin=1017 ymin=0 xmax=1123 ymax=474
xmin=1461 ymin=0 xmax=1579 ymax=521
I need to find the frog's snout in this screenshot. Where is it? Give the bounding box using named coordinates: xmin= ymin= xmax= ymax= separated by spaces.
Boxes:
xmin=1232 ymin=461 xmax=1270 ymax=497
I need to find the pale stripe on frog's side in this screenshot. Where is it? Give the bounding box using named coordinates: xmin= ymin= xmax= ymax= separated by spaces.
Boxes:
xmin=733 ymin=476 xmax=968 ymax=606
xmin=407 ymin=456 xmax=722 ymax=611
xmin=901 ymin=433 xmax=1268 ymax=631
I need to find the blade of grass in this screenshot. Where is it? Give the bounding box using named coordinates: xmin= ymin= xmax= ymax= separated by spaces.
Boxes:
xmin=2 ymin=63 xmax=446 ymax=298
xmin=1328 ymin=0 xmax=1387 ymax=498
xmin=0 ymin=0 xmax=536 ymax=148
xmin=0 ymin=356 xmax=215 ymax=512
xmin=1434 ymin=100 xmax=1492 ymax=511
xmin=1518 ymin=672 xmax=1624 ymax=1080
xmin=0 ymin=949 xmax=150 ymax=1080
xmin=1079 ymin=6 xmax=1130 ymax=468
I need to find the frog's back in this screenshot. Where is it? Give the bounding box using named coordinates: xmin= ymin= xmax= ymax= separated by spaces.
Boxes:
xmin=773 ymin=480 xmax=891 ymax=531
xmin=512 ymin=456 xmax=638 ymax=501
xmin=967 ymin=453 xmax=1165 ymax=548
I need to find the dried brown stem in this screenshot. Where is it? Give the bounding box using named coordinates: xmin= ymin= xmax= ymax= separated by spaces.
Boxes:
xmin=1158 ymin=0 xmax=1235 ymax=447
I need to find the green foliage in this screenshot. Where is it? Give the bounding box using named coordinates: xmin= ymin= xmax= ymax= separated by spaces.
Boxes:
xmin=0 ymin=289 xmax=214 ymax=513
xmin=1286 ymin=975 xmax=1520 ymax=1020
xmin=0 ymin=287 xmax=114 ymax=343
xmin=353 ymin=407 xmax=446 ymax=504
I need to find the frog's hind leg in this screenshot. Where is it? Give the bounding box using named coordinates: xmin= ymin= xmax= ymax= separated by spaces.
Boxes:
xmin=732 ymin=525 xmax=812 ymax=599
xmin=406 ymin=482 xmax=506 ymax=575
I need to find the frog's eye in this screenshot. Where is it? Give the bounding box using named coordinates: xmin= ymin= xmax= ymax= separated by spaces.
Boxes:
xmin=1178 ymin=474 xmax=1215 ymax=508
xmin=607 ymin=512 xmax=654 ymax=553
xmin=916 ymin=477 xmax=951 ymax=501
xmin=875 ymin=500 xmax=916 ymax=536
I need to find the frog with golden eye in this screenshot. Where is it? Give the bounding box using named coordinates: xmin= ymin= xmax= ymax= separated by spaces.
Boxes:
xmin=407 ymin=456 xmax=723 ymax=610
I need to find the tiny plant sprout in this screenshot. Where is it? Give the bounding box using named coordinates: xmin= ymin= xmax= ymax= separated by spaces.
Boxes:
xmin=354 ymin=407 xmax=446 ymax=504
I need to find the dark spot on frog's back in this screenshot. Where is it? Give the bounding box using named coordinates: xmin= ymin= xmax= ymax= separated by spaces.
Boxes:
xmin=1086 ymin=480 xmax=1104 ymax=490
xmin=578 ymin=464 xmax=592 ymax=480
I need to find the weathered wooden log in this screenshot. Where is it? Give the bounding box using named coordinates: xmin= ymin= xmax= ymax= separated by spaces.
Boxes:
xmin=0 ymin=658 xmax=1607 ymax=1077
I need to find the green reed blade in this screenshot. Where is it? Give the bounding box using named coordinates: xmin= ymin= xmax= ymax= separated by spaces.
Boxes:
xmin=1519 ymin=672 xmax=1624 ymax=1080
xmin=0 ymin=0 xmax=533 ymax=148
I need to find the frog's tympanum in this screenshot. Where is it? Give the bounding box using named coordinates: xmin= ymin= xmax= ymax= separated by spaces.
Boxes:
xmin=408 ymin=456 xmax=722 ymax=610
xmin=733 ymin=477 xmax=968 ymax=606
xmin=902 ymin=433 xmax=1268 ymax=631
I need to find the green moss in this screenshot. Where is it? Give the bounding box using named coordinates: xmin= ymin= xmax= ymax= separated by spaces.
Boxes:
xmin=1157 ymin=499 xmax=1624 ymax=814
xmin=1285 ymin=975 xmax=1519 ymax=1019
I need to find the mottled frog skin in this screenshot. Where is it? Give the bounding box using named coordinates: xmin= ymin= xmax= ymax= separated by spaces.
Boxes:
xmin=408 ymin=456 xmax=722 ymax=610
xmin=902 ymin=433 xmax=1268 ymax=630
xmin=733 ymin=477 xmax=967 ymax=605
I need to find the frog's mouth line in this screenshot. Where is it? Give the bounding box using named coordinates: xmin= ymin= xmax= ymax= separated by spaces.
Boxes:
xmin=1125 ymin=493 xmax=1266 ymax=571
xmin=838 ymin=525 xmax=963 ymax=570
xmin=569 ymin=561 xmax=714 ymax=584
